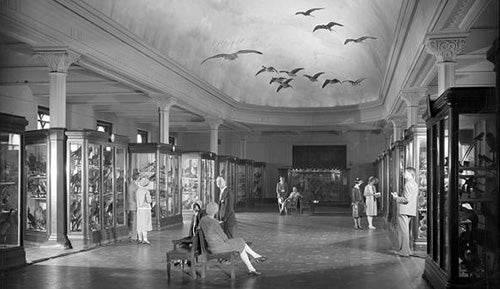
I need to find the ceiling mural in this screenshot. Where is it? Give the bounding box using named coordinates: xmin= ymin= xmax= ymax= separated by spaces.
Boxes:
xmin=83 ymin=0 xmax=402 ymax=108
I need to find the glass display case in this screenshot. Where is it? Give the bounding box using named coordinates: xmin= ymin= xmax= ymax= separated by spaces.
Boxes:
xmin=252 ymin=162 xmax=266 ymax=200
xmin=66 ymin=130 xmax=129 ymax=245
xmin=0 ymin=113 xmax=28 ymax=270
xmin=217 ymin=155 xmax=238 ymax=201
xmin=403 ymin=125 xmax=428 ymax=247
xmin=389 ymin=140 xmax=406 ymax=230
xmin=424 ymin=87 xmax=498 ymax=289
xmin=181 ymin=151 xmax=216 ymax=210
xmin=129 ymin=143 xmax=183 ymax=228
xmin=288 ymin=168 xmax=350 ymax=203
xmin=236 ymin=159 xmax=253 ymax=208
xmin=24 ymin=130 xmax=49 ymax=242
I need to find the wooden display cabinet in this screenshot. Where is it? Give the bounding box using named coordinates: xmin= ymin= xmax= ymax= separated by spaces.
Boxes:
xmin=252 ymin=161 xmax=266 ymax=200
xmin=216 ymin=155 xmax=238 ymax=201
xmin=424 ymin=87 xmax=498 ymax=289
xmin=181 ymin=151 xmax=216 ymax=210
xmin=236 ymin=159 xmax=254 ymax=208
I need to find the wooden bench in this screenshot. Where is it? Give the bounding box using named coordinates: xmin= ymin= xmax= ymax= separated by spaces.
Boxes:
xmin=198 ymin=228 xmax=239 ymax=279
xmin=166 ymin=233 xmax=200 ymax=280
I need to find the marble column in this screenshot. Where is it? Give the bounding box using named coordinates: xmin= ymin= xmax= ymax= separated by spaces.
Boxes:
xmin=150 ymin=93 xmax=176 ymax=144
xmin=36 ymin=48 xmax=80 ymax=248
xmin=401 ymin=88 xmax=427 ymax=128
xmin=206 ymin=118 xmax=222 ymax=154
xmin=425 ymin=32 xmax=468 ymax=96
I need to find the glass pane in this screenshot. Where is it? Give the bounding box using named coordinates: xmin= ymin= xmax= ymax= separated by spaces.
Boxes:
xmin=159 ymin=154 xmax=167 ymax=219
xmin=102 ymin=146 xmax=114 ymax=228
xmin=115 ymin=148 xmax=125 ymax=226
xmin=182 ymin=156 xmax=199 ymax=210
xmin=88 ymin=144 xmax=101 ymax=232
xmin=442 ymin=118 xmax=449 ymax=271
xmin=417 ymin=135 xmax=428 ymax=241
xmin=131 ymin=153 xmax=156 ymax=220
xmin=253 ymin=166 xmax=263 ymax=199
xmin=25 ymin=143 xmax=47 ymax=232
xmin=237 ymin=164 xmax=246 ymax=206
xmin=0 ymin=133 xmax=21 ymax=247
xmin=69 ymin=143 xmax=83 ymax=232
xmin=172 ymin=155 xmax=180 ymax=215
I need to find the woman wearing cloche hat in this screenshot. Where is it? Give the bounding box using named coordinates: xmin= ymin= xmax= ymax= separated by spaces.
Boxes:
xmin=136 ymin=177 xmax=152 ymax=244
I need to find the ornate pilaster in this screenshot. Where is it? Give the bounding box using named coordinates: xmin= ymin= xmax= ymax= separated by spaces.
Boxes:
xmin=206 ymin=118 xmax=223 ymax=154
xmin=388 ymin=115 xmax=406 ymax=144
xmin=425 ymin=32 xmax=468 ymax=96
xmin=149 ymin=93 xmax=176 ymax=144
xmin=401 ymin=87 xmax=427 ymax=128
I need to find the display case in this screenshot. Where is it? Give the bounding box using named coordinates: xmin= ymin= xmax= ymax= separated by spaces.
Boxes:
xmin=181 ymin=151 xmax=216 ymax=210
xmin=216 ymin=155 xmax=238 ymax=201
xmin=252 ymin=162 xmax=266 ymax=200
xmin=24 ymin=130 xmax=49 ymax=242
xmin=0 ymin=113 xmax=28 ymax=270
xmin=66 ymin=130 xmax=129 ymax=245
xmin=288 ymin=168 xmax=350 ymax=203
xmin=381 ymin=151 xmax=390 ymax=217
xmin=403 ymin=125 xmax=428 ymax=246
xmin=129 ymin=143 xmax=182 ymax=228
xmin=236 ymin=159 xmax=253 ymax=208
xmin=424 ymin=87 xmax=498 ymax=289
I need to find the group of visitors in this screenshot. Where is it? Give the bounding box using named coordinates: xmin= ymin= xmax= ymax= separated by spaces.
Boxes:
xmin=276 ymin=176 xmax=303 ymax=215
xmin=351 ymin=176 xmax=381 ymax=230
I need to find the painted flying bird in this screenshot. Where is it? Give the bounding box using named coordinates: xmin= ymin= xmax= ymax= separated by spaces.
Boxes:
xmin=201 ymin=50 xmax=263 ymax=64
xmin=279 ymin=68 xmax=304 ymax=77
xmin=303 ymin=72 xmax=324 ymax=82
xmin=313 ymin=22 xmax=344 ymax=32
xmin=343 ymin=78 xmax=366 ymax=86
xmin=344 ymin=36 xmax=377 ymax=45
xmin=295 ymin=8 xmax=324 ymax=16
xmin=277 ymin=78 xmax=293 ymax=92
xmin=269 ymin=76 xmax=287 ymax=84
xmin=256 ymin=66 xmax=279 ymax=76
xmin=322 ymin=78 xmax=342 ymax=88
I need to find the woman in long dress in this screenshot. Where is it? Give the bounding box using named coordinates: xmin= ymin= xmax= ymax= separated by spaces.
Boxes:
xmin=136 ymin=177 xmax=152 ymax=244
xmin=364 ymin=176 xmax=380 ymax=229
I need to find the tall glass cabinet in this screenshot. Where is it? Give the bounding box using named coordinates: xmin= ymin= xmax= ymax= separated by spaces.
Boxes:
xmin=424 ymin=87 xmax=498 ymax=289
xmin=181 ymin=151 xmax=216 ymax=210
xmin=66 ymin=130 xmax=129 ymax=245
xmin=252 ymin=161 xmax=266 ymax=200
xmin=236 ymin=159 xmax=253 ymax=208
xmin=129 ymin=143 xmax=183 ymax=228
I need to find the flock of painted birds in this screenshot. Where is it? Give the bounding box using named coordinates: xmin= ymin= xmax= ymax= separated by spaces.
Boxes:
xmin=200 ymin=7 xmax=377 ymax=93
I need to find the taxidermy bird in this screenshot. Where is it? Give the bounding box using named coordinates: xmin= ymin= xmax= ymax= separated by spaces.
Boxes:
xmin=269 ymin=76 xmax=287 ymax=84
xmin=280 ymin=68 xmax=304 ymax=77
xmin=295 ymin=8 xmax=324 ymax=17
xmin=461 ymin=132 xmax=484 ymax=165
xmin=344 ymin=36 xmax=377 ymax=45
xmin=201 ymin=50 xmax=263 ymax=64
xmin=485 ymin=132 xmax=496 ymax=153
xmin=256 ymin=66 xmax=278 ymax=76
xmin=303 ymin=72 xmax=324 ymax=82
xmin=0 ymin=209 xmax=16 ymax=243
xmin=478 ymin=154 xmax=494 ymax=166
xmin=277 ymin=79 xmax=293 ymax=92
xmin=313 ymin=22 xmax=344 ymax=32
xmin=27 ymin=207 xmax=36 ymax=229
xmin=343 ymin=78 xmax=366 ymax=86
xmin=322 ymin=78 xmax=342 ymax=88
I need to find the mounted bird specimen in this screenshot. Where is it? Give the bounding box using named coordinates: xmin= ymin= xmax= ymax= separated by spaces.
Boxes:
xmin=280 ymin=68 xmax=304 ymax=77
xmin=295 ymin=8 xmax=324 ymax=16
xmin=344 ymin=36 xmax=377 ymax=45
xmin=303 ymin=72 xmax=324 ymax=82
xmin=343 ymin=78 xmax=366 ymax=86
xmin=313 ymin=22 xmax=344 ymax=32
xmin=322 ymin=78 xmax=342 ymax=88
xmin=269 ymin=76 xmax=287 ymax=84
xmin=256 ymin=66 xmax=279 ymax=76
xmin=201 ymin=50 xmax=263 ymax=65
xmin=277 ymin=79 xmax=293 ymax=92
xmin=0 ymin=209 xmax=16 ymax=243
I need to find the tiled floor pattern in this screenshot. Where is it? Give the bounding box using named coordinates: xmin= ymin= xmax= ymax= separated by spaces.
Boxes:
xmin=3 ymin=207 xmax=431 ymax=289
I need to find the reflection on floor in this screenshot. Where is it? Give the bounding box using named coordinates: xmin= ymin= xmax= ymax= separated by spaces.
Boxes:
xmin=4 ymin=206 xmax=431 ymax=289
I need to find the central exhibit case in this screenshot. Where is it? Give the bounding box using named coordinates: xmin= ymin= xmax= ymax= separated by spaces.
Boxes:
xmin=181 ymin=151 xmax=216 ymax=210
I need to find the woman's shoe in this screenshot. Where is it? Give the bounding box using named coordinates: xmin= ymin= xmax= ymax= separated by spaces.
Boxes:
xmin=368 ymin=226 xmax=376 ymax=229
xmin=142 ymin=240 xmax=151 ymax=245
xmin=248 ymin=270 xmax=262 ymax=276
xmin=255 ymin=256 xmax=268 ymax=263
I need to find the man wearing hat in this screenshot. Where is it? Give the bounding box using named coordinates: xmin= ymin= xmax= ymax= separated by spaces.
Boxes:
xmin=351 ymin=177 xmax=365 ymax=229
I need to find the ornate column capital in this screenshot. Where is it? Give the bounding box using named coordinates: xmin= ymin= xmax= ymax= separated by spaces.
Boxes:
xmin=388 ymin=115 xmax=406 ymax=129
xmin=35 ymin=47 xmax=80 ymax=73
xmin=401 ymin=87 xmax=427 ymax=107
xmin=205 ymin=117 xmax=223 ymax=129
xmin=149 ymin=92 xmax=176 ymax=111
xmin=425 ymin=32 xmax=469 ymax=63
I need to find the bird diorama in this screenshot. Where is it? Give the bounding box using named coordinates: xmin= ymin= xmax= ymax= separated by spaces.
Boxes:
xmin=295 ymin=8 xmax=324 ymax=17
xmin=276 ymin=78 xmax=293 ymax=92
xmin=344 ymin=36 xmax=377 ymax=45
xmin=343 ymin=78 xmax=366 ymax=86
xmin=303 ymin=72 xmax=324 ymax=82
xmin=201 ymin=50 xmax=263 ymax=65
xmin=256 ymin=66 xmax=278 ymax=76
xmin=280 ymin=68 xmax=304 ymax=77
xmin=322 ymin=78 xmax=342 ymax=88
xmin=313 ymin=21 xmax=344 ymax=32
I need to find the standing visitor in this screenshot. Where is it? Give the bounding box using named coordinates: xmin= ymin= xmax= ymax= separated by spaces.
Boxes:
xmin=364 ymin=176 xmax=381 ymax=229
xmin=136 ymin=177 xmax=153 ymax=245
xmin=276 ymin=176 xmax=289 ymax=215
xmin=391 ymin=167 xmax=418 ymax=257
xmin=217 ymin=175 xmax=236 ymax=238
xmin=351 ymin=178 xmax=364 ymax=229
xmin=126 ymin=171 xmax=139 ymax=242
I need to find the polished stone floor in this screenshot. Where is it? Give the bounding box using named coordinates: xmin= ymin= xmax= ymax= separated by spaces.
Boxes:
xmin=3 ymin=206 xmax=431 ymax=289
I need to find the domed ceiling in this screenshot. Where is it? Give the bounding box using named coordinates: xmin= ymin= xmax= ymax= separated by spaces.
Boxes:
xmin=83 ymin=0 xmax=402 ymax=108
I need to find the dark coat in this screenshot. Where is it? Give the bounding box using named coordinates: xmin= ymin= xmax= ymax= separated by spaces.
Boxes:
xmin=218 ymin=187 xmax=236 ymax=226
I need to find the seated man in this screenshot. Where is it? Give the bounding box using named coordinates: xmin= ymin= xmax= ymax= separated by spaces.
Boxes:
xmin=200 ymin=202 xmax=268 ymax=276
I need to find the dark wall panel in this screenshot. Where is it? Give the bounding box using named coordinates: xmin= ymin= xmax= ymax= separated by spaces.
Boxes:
xmin=292 ymin=145 xmax=346 ymax=168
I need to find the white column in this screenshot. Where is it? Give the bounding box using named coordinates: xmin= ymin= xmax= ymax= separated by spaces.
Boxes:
xmin=150 ymin=93 xmax=176 ymax=144
xmin=425 ymin=32 xmax=468 ymax=96
xmin=206 ymin=118 xmax=222 ymax=154
xmin=36 ymin=48 xmax=80 ymax=128
xmin=240 ymin=135 xmax=247 ymax=159
xmin=402 ymin=88 xmax=427 ymax=128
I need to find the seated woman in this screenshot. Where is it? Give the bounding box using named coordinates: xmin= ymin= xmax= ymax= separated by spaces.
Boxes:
xmin=200 ymin=202 xmax=268 ymax=276
xmin=284 ymin=187 xmax=303 ymax=214
xmin=173 ymin=203 xmax=206 ymax=266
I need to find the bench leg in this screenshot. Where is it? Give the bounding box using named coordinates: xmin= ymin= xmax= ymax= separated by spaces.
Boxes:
xmin=201 ymin=263 xmax=207 ymax=279
xmin=191 ymin=259 xmax=197 ymax=279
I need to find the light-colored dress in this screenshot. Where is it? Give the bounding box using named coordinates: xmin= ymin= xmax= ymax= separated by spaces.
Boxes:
xmin=364 ymin=184 xmax=378 ymax=216
xmin=199 ymin=216 xmax=245 ymax=254
xmin=136 ymin=187 xmax=152 ymax=232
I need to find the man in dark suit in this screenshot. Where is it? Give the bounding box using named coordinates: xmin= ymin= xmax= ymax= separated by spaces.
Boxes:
xmin=216 ymin=176 xmax=236 ymax=238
